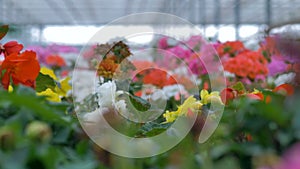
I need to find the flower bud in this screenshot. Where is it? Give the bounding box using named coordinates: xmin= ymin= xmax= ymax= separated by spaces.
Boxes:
xmin=25 ymin=121 xmax=52 ymax=142
xmin=0 ymin=127 xmax=15 ymax=151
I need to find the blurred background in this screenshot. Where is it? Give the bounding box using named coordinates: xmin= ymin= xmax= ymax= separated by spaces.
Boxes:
xmin=1 ymin=0 xmax=300 ymax=46
xmin=1 ymin=1 xmax=300 ymax=169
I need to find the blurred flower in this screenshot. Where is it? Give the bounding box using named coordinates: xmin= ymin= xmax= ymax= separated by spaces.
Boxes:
xmin=25 ymin=121 xmax=52 ymax=142
xmin=276 ymin=143 xmax=300 ymax=169
xmin=274 ymin=72 xmax=296 ymax=86
xmin=220 ymin=88 xmax=238 ymax=104
xmin=97 ymin=81 xmax=116 ymax=108
xmin=55 ymin=77 xmax=71 ymax=97
xmin=268 ymin=55 xmax=288 ymax=76
xmin=97 ymin=81 xmax=126 ymax=114
xmin=200 ymin=89 xmax=223 ymax=105
xmin=1 ymin=50 xmax=40 ymax=89
xmin=0 ymin=127 xmax=15 ymax=151
xmin=157 ymin=37 xmax=169 ymax=49
xmin=142 ymin=69 xmax=177 ymax=88
xmin=40 ymin=67 xmax=58 ymax=80
xmin=216 ymin=41 xmax=246 ymax=57
xmin=186 ymin=52 xmax=207 ymax=75
xmin=27 ymin=44 xmax=78 ymax=64
xmin=162 ymin=84 xmax=189 ymax=100
xmin=273 ymin=83 xmax=294 ymax=96
xmin=38 ymin=67 xmax=71 ymax=101
xmin=132 ymin=60 xmax=157 ymax=73
xmin=184 ymin=35 xmax=204 ymax=49
xmin=247 ymin=89 xmax=264 ymax=101
xmin=82 ymin=45 xmax=97 ymax=60
xmin=97 ymin=57 xmax=119 ymax=78
xmin=8 ymin=85 xmax=13 ymax=92
xmin=167 ymin=46 xmax=192 ymax=60
xmin=163 ymin=96 xmax=202 ymax=123
xmin=0 ymin=41 xmax=23 ymax=57
xmin=224 ymin=51 xmax=268 ymax=80
xmin=45 ymin=54 xmax=66 ymax=67
xmin=37 ymin=88 xmax=61 ymax=102
xmin=254 ymin=153 xmax=281 ymax=169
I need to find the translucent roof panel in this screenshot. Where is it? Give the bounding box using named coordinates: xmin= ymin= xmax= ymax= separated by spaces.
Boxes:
xmin=1 ymin=0 xmax=299 ymax=27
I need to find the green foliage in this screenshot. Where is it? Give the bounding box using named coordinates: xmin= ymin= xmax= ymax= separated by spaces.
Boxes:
xmin=128 ymin=94 xmax=151 ymax=112
xmin=35 ymin=73 xmax=56 ymax=92
xmin=0 ymin=25 xmax=9 ymax=40
xmin=198 ymin=90 xmax=300 ymax=169
xmin=138 ymin=122 xmax=171 ymax=137
xmin=0 ymin=85 xmax=105 ymax=169
xmin=231 ymin=81 xmax=246 ymax=93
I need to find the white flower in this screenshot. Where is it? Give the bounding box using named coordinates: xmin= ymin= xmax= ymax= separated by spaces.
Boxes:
xmin=274 ymin=72 xmax=296 ymax=86
xmin=96 ymin=81 xmax=127 ymax=114
xmin=162 ymin=84 xmax=187 ymax=99
xmin=224 ymin=71 xmax=235 ymax=78
xmin=114 ymin=100 xmax=127 ymax=115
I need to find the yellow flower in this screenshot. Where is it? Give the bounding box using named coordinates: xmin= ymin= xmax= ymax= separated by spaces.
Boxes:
xmin=163 ymin=111 xmax=178 ymax=123
xmin=200 ymin=89 xmax=223 ymax=105
xmin=8 ymin=85 xmax=13 ymax=92
xmin=40 ymin=67 xmax=58 ymax=80
xmin=163 ymin=96 xmax=202 ymax=123
xmin=55 ymin=77 xmax=71 ymax=97
xmin=252 ymin=88 xmax=261 ymax=94
xmin=38 ymin=67 xmax=72 ymax=101
xmin=37 ymin=88 xmax=61 ymax=102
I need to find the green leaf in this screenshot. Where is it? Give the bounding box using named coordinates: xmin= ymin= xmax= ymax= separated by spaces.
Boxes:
xmin=52 ymin=127 xmax=71 ymax=144
xmin=0 ymin=90 xmax=69 ymax=125
xmin=129 ymin=94 xmax=151 ymax=112
xmin=59 ymin=160 xmax=97 ymax=169
xmin=35 ymin=73 xmax=56 ymax=92
xmin=231 ymin=82 xmax=246 ymax=93
xmin=0 ymin=25 xmax=9 ymax=40
xmin=139 ymin=122 xmax=171 ymax=137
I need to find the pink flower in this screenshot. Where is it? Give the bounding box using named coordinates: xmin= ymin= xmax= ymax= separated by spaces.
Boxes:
xmin=277 ymin=143 xmax=300 ymax=169
xmin=184 ymin=35 xmax=204 ymax=49
xmin=157 ymin=37 xmax=169 ymax=49
xmin=268 ymin=55 xmax=288 ymax=76
xmin=167 ymin=46 xmax=192 ymax=60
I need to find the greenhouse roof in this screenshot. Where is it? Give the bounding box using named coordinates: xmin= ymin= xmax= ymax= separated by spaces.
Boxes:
xmin=1 ymin=0 xmax=300 ymax=28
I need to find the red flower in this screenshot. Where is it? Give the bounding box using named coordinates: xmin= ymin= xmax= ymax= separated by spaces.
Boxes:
xmin=273 ymin=84 xmax=294 ymax=96
xmin=217 ymin=41 xmax=246 ymax=57
xmin=246 ymin=93 xmax=264 ymax=101
xmin=220 ymin=88 xmax=238 ymax=104
xmin=1 ymin=51 xmax=40 ymax=89
xmin=142 ymin=69 xmax=177 ymax=88
xmin=224 ymin=51 xmax=268 ymax=79
xmin=45 ymin=55 xmax=66 ymax=67
xmin=0 ymin=41 xmax=23 ymax=57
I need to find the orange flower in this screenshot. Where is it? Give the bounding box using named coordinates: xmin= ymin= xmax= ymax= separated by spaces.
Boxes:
xmin=143 ymin=69 xmax=177 ymax=88
xmin=1 ymin=51 xmax=40 ymax=89
xmin=45 ymin=55 xmax=66 ymax=67
xmin=224 ymin=51 xmax=268 ymax=79
xmin=172 ymin=74 xmax=194 ymax=90
xmin=217 ymin=41 xmax=246 ymax=57
xmin=97 ymin=57 xmax=119 ymax=78
xmin=132 ymin=60 xmax=157 ymax=74
xmin=258 ymin=36 xmax=280 ymax=57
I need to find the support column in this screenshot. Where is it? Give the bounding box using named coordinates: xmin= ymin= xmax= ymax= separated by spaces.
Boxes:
xmin=234 ymin=0 xmax=241 ymax=40
xmin=214 ymin=0 xmax=220 ymax=40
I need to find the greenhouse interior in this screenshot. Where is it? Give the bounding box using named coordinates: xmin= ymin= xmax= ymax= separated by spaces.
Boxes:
xmin=1 ymin=0 xmax=300 ymax=169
